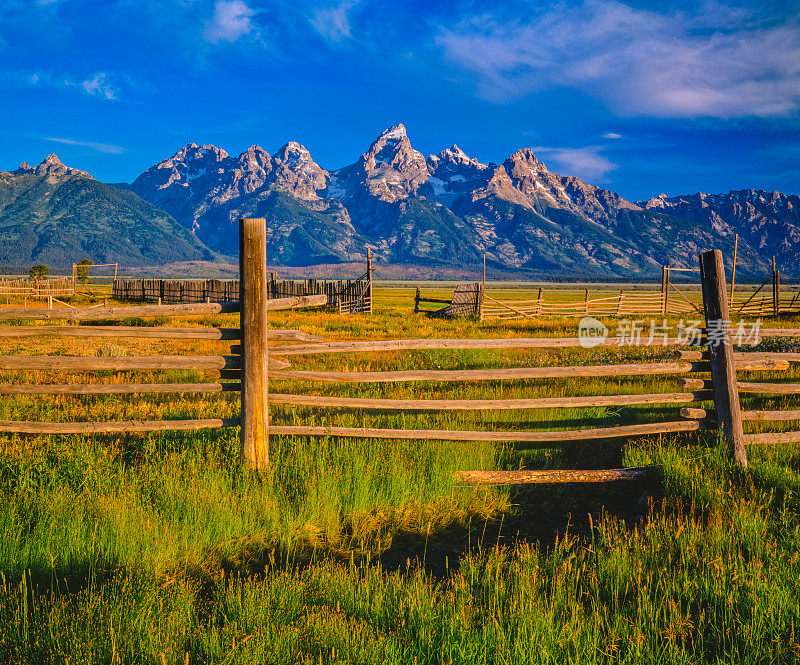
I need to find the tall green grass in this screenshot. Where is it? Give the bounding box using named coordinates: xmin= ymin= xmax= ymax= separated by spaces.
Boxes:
xmin=1 ymin=294 xmax=800 ymax=662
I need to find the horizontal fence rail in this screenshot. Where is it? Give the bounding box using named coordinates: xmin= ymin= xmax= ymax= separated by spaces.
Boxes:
xmin=268 ymin=391 xmax=713 ymax=410
xmin=269 ymin=360 xmax=786 ymax=384
xmin=0 ymin=419 xmax=239 ymax=434
xmin=268 ymin=420 xmax=704 ymax=442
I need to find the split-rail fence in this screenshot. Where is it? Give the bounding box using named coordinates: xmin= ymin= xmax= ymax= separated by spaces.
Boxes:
xmin=2 ymin=227 xmax=800 ymax=481
xmin=425 ymin=262 xmax=797 ymax=320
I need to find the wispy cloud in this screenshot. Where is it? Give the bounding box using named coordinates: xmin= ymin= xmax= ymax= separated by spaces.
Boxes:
xmin=310 ymin=0 xmax=359 ymax=42
xmin=533 ymin=145 xmax=617 ymax=182
xmin=437 ymin=1 xmax=800 ymax=119
xmin=204 ymin=0 xmax=255 ymax=43
xmin=1 ymin=69 xmax=122 ymax=100
xmin=79 ymin=72 xmax=118 ymax=100
xmin=602 ymin=132 xmax=622 ymax=139
xmin=43 ymin=137 xmax=126 ymax=154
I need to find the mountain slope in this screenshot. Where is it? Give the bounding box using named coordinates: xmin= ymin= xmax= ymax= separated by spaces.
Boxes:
xmin=639 ymin=190 xmax=800 ymax=274
xmin=127 ymin=142 xmax=367 ymax=262
xmin=0 ymin=155 xmax=214 ymax=268
xmin=124 ymin=126 xmax=799 ymax=277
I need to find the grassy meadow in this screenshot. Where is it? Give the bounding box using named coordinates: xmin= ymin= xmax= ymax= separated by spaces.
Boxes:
xmin=1 ymin=284 xmax=800 ymax=663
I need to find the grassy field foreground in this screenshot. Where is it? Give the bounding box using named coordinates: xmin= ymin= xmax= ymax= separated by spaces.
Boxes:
xmin=2 ymin=289 xmax=800 ymax=663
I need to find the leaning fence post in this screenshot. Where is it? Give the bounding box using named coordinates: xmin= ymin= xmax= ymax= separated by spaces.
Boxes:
xmin=699 ymin=249 xmax=747 ymax=468
xmin=239 ymin=217 xmax=269 ymax=469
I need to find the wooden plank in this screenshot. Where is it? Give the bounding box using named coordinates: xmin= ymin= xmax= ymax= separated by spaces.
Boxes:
xmin=268 ymin=420 xmax=702 ymax=442
xmin=0 ymin=302 xmax=239 ymax=321
xmin=743 ymin=431 xmax=800 ymax=445
xmin=240 ymin=217 xmax=269 ymax=470
xmin=742 ymin=409 xmax=800 ymax=422
xmin=679 ymin=378 xmax=711 ymax=390
xmin=678 ymin=350 xmax=800 ymax=363
xmin=0 ymin=355 xmax=239 ymax=371
xmin=456 ymin=467 xmax=651 ymax=485
xmin=270 ymin=361 xmax=699 ymax=383
xmin=273 ymin=336 xmax=704 ymax=355
xmin=268 ymin=391 xmax=712 ymax=410
xmin=738 ymin=382 xmax=800 ymax=394
xmin=0 ymin=326 xmax=241 ymax=340
xmin=680 ymin=407 xmax=709 ymax=419
xmin=0 ymin=382 xmax=239 ymax=395
xmin=0 ymin=326 xmax=319 ymax=341
xmin=0 ymin=419 xmax=239 ymax=434
xmin=265 ymin=294 xmax=327 ymax=310
xmin=699 ymin=249 xmax=747 ymax=467
xmin=758 ymin=328 xmax=800 ymax=338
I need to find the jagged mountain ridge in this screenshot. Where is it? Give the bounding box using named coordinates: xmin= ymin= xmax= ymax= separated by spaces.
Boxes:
xmin=123 ymin=125 xmax=797 ymax=276
xmin=0 ymin=154 xmax=215 ymax=268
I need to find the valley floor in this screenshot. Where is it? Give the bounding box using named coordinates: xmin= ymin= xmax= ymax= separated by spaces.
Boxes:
xmin=1 ymin=289 xmax=800 ymax=663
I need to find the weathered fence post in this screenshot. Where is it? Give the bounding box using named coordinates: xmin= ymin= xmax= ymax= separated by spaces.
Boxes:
xmin=699 ymin=249 xmax=747 ymax=468
xmin=239 ymin=217 xmax=269 ymax=469
xmin=661 ymin=266 xmax=667 ymax=315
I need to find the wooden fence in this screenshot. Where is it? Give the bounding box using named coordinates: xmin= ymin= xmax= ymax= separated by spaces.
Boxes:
xmin=0 ymin=218 xmax=328 ymax=469
xmin=112 ymin=253 xmax=372 ymax=315
xmin=3 ymin=238 xmax=800 ymax=481
xmin=0 ymin=277 xmax=75 ymax=298
xmin=414 ymin=283 xmax=483 ymax=317
xmin=476 ymin=262 xmax=799 ymax=321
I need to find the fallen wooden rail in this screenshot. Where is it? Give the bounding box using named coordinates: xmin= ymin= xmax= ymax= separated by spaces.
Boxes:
xmin=0 ymin=418 xmax=239 ymax=434
xmin=457 ymin=467 xmax=651 ymax=485
xmin=268 ymin=420 xmax=703 ymax=442
xmin=268 ymin=391 xmax=712 ymax=410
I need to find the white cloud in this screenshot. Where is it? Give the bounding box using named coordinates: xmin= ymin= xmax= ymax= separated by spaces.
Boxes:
xmin=436 ymin=1 xmax=800 ymax=119
xmin=204 ymin=0 xmax=255 ymax=43
xmin=80 ymin=73 xmax=118 ymax=100
xmin=310 ymin=0 xmax=358 ymax=42
xmin=602 ymin=132 xmax=622 ymax=139
xmin=533 ymin=145 xmax=617 ymax=182
xmin=44 ymin=137 xmax=126 ymax=154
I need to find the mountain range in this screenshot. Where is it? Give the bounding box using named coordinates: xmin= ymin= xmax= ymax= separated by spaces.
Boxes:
xmin=2 ymin=124 xmax=797 ymax=277
xmin=0 ymin=154 xmax=213 ymax=269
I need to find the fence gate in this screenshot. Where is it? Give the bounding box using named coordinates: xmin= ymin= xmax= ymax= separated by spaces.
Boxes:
xmin=338 ymin=250 xmax=373 ymax=315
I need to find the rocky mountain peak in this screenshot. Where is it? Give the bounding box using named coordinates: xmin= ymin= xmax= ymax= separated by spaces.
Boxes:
xmin=238 ymin=144 xmax=271 ymax=164
xmin=430 ymin=145 xmax=487 ymax=170
xmin=505 ymin=148 xmax=548 ymax=174
xmin=274 ymin=141 xmax=311 ymax=163
xmin=271 ymin=142 xmax=328 ymax=201
xmin=347 ymin=124 xmax=429 ymax=202
xmin=14 ymin=153 xmax=93 ymax=179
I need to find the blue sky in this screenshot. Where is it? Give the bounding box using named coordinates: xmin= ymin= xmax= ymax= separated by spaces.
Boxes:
xmin=0 ymin=0 xmax=798 ymax=201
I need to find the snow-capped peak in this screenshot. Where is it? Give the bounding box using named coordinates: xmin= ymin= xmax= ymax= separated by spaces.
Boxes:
xmin=380 ymin=124 xmax=407 ymax=142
